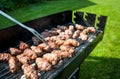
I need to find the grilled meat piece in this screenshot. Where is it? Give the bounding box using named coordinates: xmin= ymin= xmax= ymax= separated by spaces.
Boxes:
xmin=43 ymin=53 xmax=60 ymax=65
xmin=23 ymin=49 xmax=38 ymax=60
xmin=68 ymin=25 xmax=74 ymax=31
xmin=79 ymin=33 xmax=88 ymax=41
xmin=9 ymin=47 xmax=22 ymax=55
xmin=36 ymin=58 xmax=51 ymax=71
xmin=0 ymin=53 xmax=11 ymax=61
xmin=82 ymin=29 xmax=89 ymax=34
xmin=19 ymin=41 xmax=29 ymax=51
xmin=16 ymin=54 xmax=30 ymax=64
xmin=72 ymin=30 xmax=80 ymax=38
xmin=60 ymin=51 xmax=72 ymax=58
xmin=75 ymin=24 xmax=84 ymax=30
xmin=63 ymin=39 xmax=80 ymax=47
xmin=60 ymin=45 xmax=75 ymax=54
xmin=8 ymin=56 xmax=21 ymax=73
xmin=87 ymin=26 xmax=96 ymax=33
xmin=31 ymin=46 xmax=42 ymax=56
xmin=32 ymin=36 xmax=42 ymax=45
xmin=22 ymin=64 xmax=38 ymax=79
xmin=38 ymin=43 xmax=51 ymax=52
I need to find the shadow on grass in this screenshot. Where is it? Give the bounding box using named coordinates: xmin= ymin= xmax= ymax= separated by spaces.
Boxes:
xmin=0 ymin=0 xmax=96 ymax=29
xmin=79 ymin=56 xmax=120 ymax=79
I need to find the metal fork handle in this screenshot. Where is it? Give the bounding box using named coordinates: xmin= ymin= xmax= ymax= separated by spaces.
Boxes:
xmin=0 ymin=10 xmax=46 ymax=43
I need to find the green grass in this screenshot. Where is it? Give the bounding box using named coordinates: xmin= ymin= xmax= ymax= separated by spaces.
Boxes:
xmin=0 ymin=0 xmax=120 ymax=79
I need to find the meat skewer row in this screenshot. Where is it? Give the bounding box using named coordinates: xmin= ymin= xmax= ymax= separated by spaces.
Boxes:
xmin=0 ymin=53 xmax=12 ymax=61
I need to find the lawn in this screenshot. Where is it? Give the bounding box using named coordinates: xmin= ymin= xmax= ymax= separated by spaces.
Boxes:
xmin=0 ymin=0 xmax=120 ymax=79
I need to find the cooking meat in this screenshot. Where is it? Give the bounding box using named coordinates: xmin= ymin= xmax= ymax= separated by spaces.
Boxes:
xmin=79 ymin=33 xmax=88 ymax=41
xmin=51 ymin=50 xmax=62 ymax=59
xmin=22 ymin=64 xmax=38 ymax=79
xmin=82 ymin=29 xmax=89 ymax=34
xmin=31 ymin=46 xmax=42 ymax=56
xmin=19 ymin=41 xmax=29 ymax=51
xmin=60 ymin=45 xmax=75 ymax=54
xmin=36 ymin=58 xmax=51 ymax=71
xmin=38 ymin=43 xmax=51 ymax=52
xmin=8 ymin=56 xmax=21 ymax=73
xmin=57 ymin=25 xmax=68 ymax=31
xmin=55 ymin=39 xmax=64 ymax=46
xmin=43 ymin=53 xmax=60 ymax=65
xmin=32 ymin=36 xmax=42 ymax=45
xmin=60 ymin=51 xmax=72 ymax=58
xmin=23 ymin=49 xmax=38 ymax=60
xmin=63 ymin=39 xmax=80 ymax=47
xmin=68 ymin=25 xmax=74 ymax=31
xmin=87 ymin=26 xmax=96 ymax=33
xmin=16 ymin=54 xmax=30 ymax=64
xmin=9 ymin=47 xmax=22 ymax=55
xmin=72 ymin=30 xmax=80 ymax=38
xmin=0 ymin=53 xmax=11 ymax=61
xmin=75 ymin=24 xmax=84 ymax=30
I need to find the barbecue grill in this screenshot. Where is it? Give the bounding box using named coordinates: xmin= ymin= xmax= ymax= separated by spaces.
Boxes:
xmin=0 ymin=10 xmax=107 ymax=79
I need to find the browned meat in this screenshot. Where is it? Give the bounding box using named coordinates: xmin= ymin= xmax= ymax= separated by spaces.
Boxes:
xmin=60 ymin=45 xmax=75 ymax=54
xmin=72 ymin=30 xmax=80 ymax=38
xmin=16 ymin=54 xmax=30 ymax=64
xmin=87 ymin=26 xmax=96 ymax=33
xmin=43 ymin=53 xmax=60 ymax=65
xmin=22 ymin=64 xmax=38 ymax=79
xmin=9 ymin=47 xmax=22 ymax=55
xmin=36 ymin=58 xmax=51 ymax=71
xmin=47 ymin=41 xmax=57 ymax=49
xmin=75 ymin=24 xmax=84 ymax=30
xmin=63 ymin=39 xmax=80 ymax=47
xmin=32 ymin=36 xmax=42 ymax=45
xmin=79 ymin=33 xmax=88 ymax=41
xmin=82 ymin=29 xmax=89 ymax=34
xmin=19 ymin=41 xmax=29 ymax=51
xmin=8 ymin=56 xmax=21 ymax=73
xmin=0 ymin=53 xmax=11 ymax=61
xmin=51 ymin=50 xmax=62 ymax=59
xmin=23 ymin=49 xmax=38 ymax=60
xmin=60 ymin=51 xmax=72 ymax=58
xmin=68 ymin=25 xmax=74 ymax=31
xmin=55 ymin=39 xmax=64 ymax=46
xmin=31 ymin=46 xmax=42 ymax=56
xmin=38 ymin=43 xmax=51 ymax=52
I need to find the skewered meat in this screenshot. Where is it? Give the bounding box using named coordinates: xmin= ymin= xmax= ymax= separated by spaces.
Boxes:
xmin=8 ymin=56 xmax=21 ymax=73
xmin=63 ymin=39 xmax=80 ymax=47
xmin=82 ymin=29 xmax=89 ymax=34
xmin=19 ymin=41 xmax=29 ymax=51
xmin=79 ymin=33 xmax=88 ymax=41
xmin=55 ymin=39 xmax=64 ymax=46
xmin=51 ymin=50 xmax=62 ymax=59
xmin=36 ymin=58 xmax=51 ymax=71
xmin=60 ymin=51 xmax=72 ymax=58
xmin=23 ymin=49 xmax=38 ymax=60
xmin=16 ymin=54 xmax=30 ymax=64
xmin=43 ymin=53 xmax=60 ymax=65
xmin=32 ymin=36 xmax=42 ymax=45
xmin=60 ymin=45 xmax=75 ymax=54
xmin=38 ymin=43 xmax=51 ymax=52
xmin=31 ymin=46 xmax=42 ymax=56
xmin=87 ymin=26 xmax=96 ymax=33
xmin=9 ymin=47 xmax=22 ymax=55
xmin=72 ymin=30 xmax=80 ymax=38
xmin=0 ymin=53 xmax=11 ymax=61
xmin=75 ymin=24 xmax=84 ymax=30
xmin=22 ymin=64 xmax=38 ymax=79
xmin=68 ymin=25 xmax=74 ymax=31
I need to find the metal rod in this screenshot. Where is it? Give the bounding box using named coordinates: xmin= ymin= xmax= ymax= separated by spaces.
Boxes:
xmin=0 ymin=10 xmax=46 ymax=43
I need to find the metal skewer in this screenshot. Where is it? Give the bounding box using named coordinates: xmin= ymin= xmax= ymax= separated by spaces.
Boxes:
xmin=0 ymin=10 xmax=46 ymax=43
